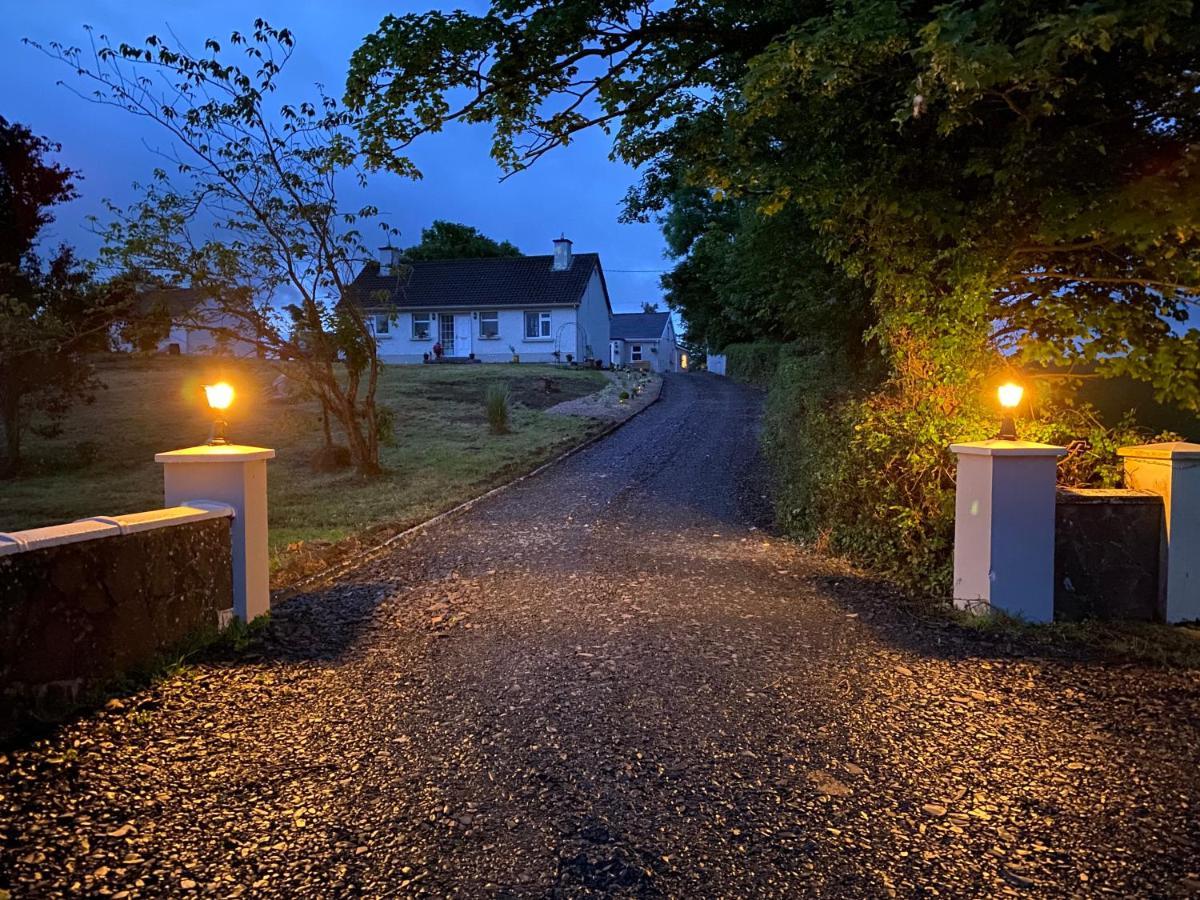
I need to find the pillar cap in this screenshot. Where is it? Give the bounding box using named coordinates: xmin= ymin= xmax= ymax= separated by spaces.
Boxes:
xmin=950 ymin=440 xmax=1067 ymax=457
xmin=1117 ymin=441 xmax=1200 ymax=461
xmin=155 ymin=444 xmax=276 ymax=463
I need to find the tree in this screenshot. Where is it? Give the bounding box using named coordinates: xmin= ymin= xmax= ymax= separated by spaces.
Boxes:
xmin=640 ymin=301 xmax=658 ymax=314
xmin=403 ymin=220 xmax=520 ymax=260
xmin=35 ymin=21 xmax=414 ymax=475
xmin=346 ymin=0 xmax=1200 ymax=409
xmin=0 ymin=118 xmax=112 ymax=476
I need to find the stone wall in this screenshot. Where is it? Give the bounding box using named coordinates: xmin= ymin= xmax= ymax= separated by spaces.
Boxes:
xmin=0 ymin=517 xmax=233 ymax=742
xmin=1054 ymin=488 xmax=1163 ymax=622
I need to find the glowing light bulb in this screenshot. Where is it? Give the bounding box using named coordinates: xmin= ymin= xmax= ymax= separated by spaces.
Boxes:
xmin=997 ymin=382 xmax=1023 ymax=410
xmin=204 ymin=382 xmax=235 ymax=411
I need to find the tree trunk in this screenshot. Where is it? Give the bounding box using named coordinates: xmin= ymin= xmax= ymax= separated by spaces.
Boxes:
xmin=0 ymin=390 xmax=22 ymax=478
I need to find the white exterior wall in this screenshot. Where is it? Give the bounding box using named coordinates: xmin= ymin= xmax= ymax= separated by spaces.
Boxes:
xmin=575 ymin=269 xmax=612 ymax=363
xmin=371 ymin=307 xmax=581 ymax=364
xmin=611 ymin=319 xmax=681 ymax=373
xmin=157 ymin=301 xmax=259 ymax=358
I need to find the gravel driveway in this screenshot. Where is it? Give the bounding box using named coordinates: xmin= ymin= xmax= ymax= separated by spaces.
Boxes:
xmin=3 ymin=373 xmax=1199 ymax=898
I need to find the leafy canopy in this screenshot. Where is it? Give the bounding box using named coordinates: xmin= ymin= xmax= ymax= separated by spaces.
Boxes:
xmin=347 ymin=0 xmax=1200 ymax=408
xmin=403 ymin=220 xmax=520 ymax=260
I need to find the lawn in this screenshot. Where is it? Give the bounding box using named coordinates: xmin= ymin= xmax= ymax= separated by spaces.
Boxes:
xmin=0 ymin=355 xmax=608 ymax=582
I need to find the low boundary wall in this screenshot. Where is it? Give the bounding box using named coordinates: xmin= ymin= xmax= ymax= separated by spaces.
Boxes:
xmin=0 ymin=504 xmax=234 ymax=741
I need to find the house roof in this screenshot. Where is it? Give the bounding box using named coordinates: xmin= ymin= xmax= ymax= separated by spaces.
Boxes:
xmin=137 ymin=286 xmax=209 ymax=318
xmin=349 ymin=253 xmax=604 ymax=310
xmin=611 ymin=312 xmax=670 ymax=341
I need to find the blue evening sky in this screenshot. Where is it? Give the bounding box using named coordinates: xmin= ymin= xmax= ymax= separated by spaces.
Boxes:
xmin=1 ymin=1 xmax=670 ymax=312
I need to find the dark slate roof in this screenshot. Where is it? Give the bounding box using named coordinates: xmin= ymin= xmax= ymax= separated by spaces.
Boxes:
xmin=611 ymin=312 xmax=670 ymax=340
xmin=349 ymin=253 xmax=603 ymax=309
xmin=136 ymin=286 xmax=208 ymax=318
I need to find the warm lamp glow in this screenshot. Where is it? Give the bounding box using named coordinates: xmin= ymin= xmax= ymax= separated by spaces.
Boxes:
xmin=204 ymin=382 xmax=235 ymax=411
xmin=997 ymin=382 xmax=1024 ymax=409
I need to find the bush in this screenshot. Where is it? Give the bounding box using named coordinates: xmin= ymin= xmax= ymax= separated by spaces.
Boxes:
xmin=760 ymin=343 xmax=1169 ymax=596
xmin=485 ymin=383 xmax=511 ymax=434
xmin=723 ymin=342 xmax=787 ymax=385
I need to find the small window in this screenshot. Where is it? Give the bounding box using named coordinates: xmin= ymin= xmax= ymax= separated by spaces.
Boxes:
xmin=411 ymin=312 xmax=432 ymax=340
xmin=479 ymin=310 xmax=499 ymax=338
xmin=631 ymin=344 xmax=642 ymax=361
xmin=524 ymin=310 xmax=552 ymax=339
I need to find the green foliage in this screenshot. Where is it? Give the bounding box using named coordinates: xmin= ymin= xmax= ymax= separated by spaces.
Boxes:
xmin=348 ymin=0 xmax=1200 ymax=411
xmin=35 ymin=21 xmax=415 ymax=476
xmin=484 ymin=382 xmax=511 ymax=434
xmin=403 ymin=220 xmax=520 ymax=260
xmin=722 ymin=342 xmax=787 ymax=386
xmin=0 ymin=118 xmax=106 ymax=476
xmin=763 ymin=343 xmax=1172 ymax=594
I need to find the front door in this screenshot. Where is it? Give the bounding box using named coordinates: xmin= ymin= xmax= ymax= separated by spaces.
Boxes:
xmin=453 ymin=314 xmax=472 ymax=358
xmin=439 ymin=313 xmax=456 ymax=356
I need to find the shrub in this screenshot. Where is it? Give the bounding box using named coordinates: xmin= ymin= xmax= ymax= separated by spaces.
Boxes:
xmin=723 ymin=342 xmax=787 ymax=385
xmin=618 ymin=390 xmax=630 ymax=401
xmin=760 ymin=343 xmax=1170 ymax=596
xmin=485 ymin=383 xmax=511 ymax=434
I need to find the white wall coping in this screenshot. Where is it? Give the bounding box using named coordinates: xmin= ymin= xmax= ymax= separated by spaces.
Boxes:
xmin=0 ymin=502 xmax=235 ymax=556
xmin=1117 ymin=441 xmax=1200 ymax=461
xmin=950 ymin=440 xmax=1068 ymax=457
xmin=156 ymin=444 xmax=276 ymax=464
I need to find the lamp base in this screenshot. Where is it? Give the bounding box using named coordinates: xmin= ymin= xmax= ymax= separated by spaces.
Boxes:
xmin=995 ymin=414 xmax=1018 ymax=441
xmin=207 ymin=417 xmax=229 ymax=446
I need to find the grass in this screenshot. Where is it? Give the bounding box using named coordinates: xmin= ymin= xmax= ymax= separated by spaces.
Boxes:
xmin=0 ymin=355 xmax=607 ymax=582
xmin=950 ymin=606 xmax=1200 ymax=668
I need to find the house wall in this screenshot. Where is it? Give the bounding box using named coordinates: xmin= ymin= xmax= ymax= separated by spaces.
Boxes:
xmin=371 ymin=306 xmax=581 ymax=364
xmin=612 ymin=321 xmax=681 ymax=373
xmin=575 ymin=269 xmax=611 ymax=363
xmin=158 ymin=302 xmax=259 ymax=358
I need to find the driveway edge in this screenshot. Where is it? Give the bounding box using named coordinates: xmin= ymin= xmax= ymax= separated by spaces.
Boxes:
xmin=278 ymin=376 xmax=665 ymax=598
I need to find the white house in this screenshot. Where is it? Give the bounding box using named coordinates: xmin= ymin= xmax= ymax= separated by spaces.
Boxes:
xmin=131 ymin=287 xmax=260 ymax=357
xmin=609 ymin=311 xmax=682 ymax=373
xmin=349 ymin=237 xmax=612 ymax=364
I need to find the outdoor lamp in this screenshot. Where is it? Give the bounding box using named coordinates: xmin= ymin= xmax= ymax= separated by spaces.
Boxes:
xmin=996 ymin=381 xmax=1024 ymax=440
xmin=203 ymin=382 xmax=235 ymax=446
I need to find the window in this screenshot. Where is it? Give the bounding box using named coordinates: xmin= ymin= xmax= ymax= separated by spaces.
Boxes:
xmin=479 ymin=310 xmax=499 ymax=339
xmin=631 ymin=344 xmax=642 ymax=361
xmin=411 ymin=312 xmax=432 ymax=340
xmin=524 ymin=310 xmax=552 ymax=339
xmin=373 ymin=313 xmax=391 ymax=338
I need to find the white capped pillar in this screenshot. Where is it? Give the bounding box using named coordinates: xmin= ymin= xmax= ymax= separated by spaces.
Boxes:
xmin=1118 ymin=442 xmax=1200 ymax=623
xmin=950 ymin=440 xmax=1067 ymax=624
xmin=155 ymin=444 xmax=276 ymax=622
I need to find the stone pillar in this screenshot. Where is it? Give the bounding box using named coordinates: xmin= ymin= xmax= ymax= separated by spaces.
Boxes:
xmin=950 ymin=440 xmax=1067 ymax=623
xmin=1118 ymin=442 xmax=1200 ymax=623
xmin=156 ymin=444 xmax=276 ymax=622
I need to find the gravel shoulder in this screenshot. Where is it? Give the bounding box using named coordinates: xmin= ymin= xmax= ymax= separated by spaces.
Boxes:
xmin=2 ymin=373 xmax=1199 ymax=898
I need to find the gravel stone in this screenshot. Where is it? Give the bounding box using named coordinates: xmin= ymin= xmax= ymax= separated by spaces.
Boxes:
xmin=1 ymin=374 xmax=1198 ymax=897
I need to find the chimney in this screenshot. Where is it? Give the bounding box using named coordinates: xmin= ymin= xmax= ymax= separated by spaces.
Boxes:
xmin=552 ymin=235 xmax=573 ymax=271
xmin=378 ymin=245 xmax=402 ymax=275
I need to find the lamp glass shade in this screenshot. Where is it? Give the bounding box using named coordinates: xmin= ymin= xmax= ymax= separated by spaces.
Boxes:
xmin=204 ymin=382 xmax=235 ymax=411
xmin=997 ymin=382 xmax=1023 ymax=409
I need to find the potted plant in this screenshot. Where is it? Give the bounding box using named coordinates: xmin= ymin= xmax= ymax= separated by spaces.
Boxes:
xmin=433 ymin=341 xmax=444 ymax=359
xmin=565 ymin=352 xmax=574 ymax=365
xmin=509 ymin=344 xmax=520 ymax=364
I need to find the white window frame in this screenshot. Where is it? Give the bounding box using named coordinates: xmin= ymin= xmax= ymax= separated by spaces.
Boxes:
xmin=373 ymin=313 xmax=392 ymax=339
xmin=631 ymin=344 xmax=643 ymax=361
xmin=524 ymin=310 xmax=552 ymax=340
xmin=479 ymin=310 xmax=500 ymax=339
xmin=411 ymin=312 xmax=433 ymax=340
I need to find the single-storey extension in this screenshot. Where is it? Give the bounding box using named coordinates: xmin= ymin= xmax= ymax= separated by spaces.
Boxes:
xmin=609 ymin=312 xmax=681 ymax=373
